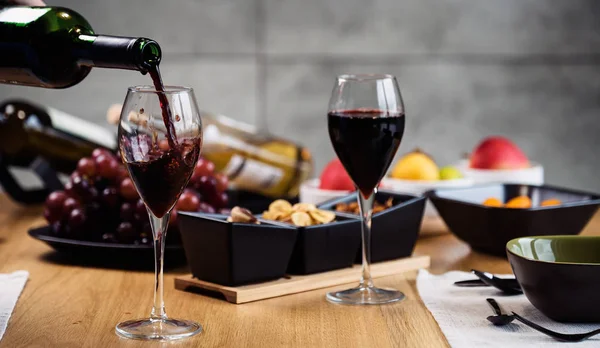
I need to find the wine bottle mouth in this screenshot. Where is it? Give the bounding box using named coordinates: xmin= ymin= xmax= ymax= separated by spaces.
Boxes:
xmin=128 ymin=85 xmax=193 ymax=94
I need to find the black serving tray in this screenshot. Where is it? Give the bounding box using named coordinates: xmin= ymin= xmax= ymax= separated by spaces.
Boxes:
xmin=427 ymin=183 xmax=600 ymax=256
xmin=28 ymin=226 xmax=185 ymax=268
xmin=318 ymin=190 xmax=426 ymax=263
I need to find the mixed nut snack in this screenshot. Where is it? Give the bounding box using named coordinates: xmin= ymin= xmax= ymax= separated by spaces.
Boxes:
xmin=335 ymin=197 xmax=394 ymax=215
xmin=227 ymin=206 xmax=260 ymax=224
xmin=262 ymin=200 xmax=336 ymax=227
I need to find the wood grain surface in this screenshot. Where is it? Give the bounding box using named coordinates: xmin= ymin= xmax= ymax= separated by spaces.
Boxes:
xmin=0 ymin=194 xmax=597 ymax=348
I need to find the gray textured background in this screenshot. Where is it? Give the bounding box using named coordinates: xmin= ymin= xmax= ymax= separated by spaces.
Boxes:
xmin=2 ymin=0 xmax=600 ymax=191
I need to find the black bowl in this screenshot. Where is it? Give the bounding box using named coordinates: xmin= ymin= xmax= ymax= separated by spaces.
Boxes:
xmin=427 ymin=184 xmax=600 ymax=256
xmin=178 ymin=212 xmax=298 ymax=286
xmin=285 ymin=213 xmax=362 ymax=275
xmin=318 ymin=191 xmax=426 ymax=263
xmin=507 ymin=236 xmax=600 ymax=322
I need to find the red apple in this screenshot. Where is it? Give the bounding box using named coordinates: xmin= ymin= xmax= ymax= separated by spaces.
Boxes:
xmin=319 ymin=158 xmax=355 ymax=191
xmin=470 ymin=136 xmax=530 ymax=170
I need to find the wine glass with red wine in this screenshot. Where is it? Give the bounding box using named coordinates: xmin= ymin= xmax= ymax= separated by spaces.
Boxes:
xmin=326 ymin=74 xmax=406 ymax=305
xmin=115 ymin=86 xmax=202 ymax=340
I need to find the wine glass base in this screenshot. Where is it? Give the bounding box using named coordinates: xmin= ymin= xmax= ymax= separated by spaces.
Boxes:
xmin=115 ymin=318 xmax=202 ymax=341
xmin=326 ymin=286 xmax=405 ymax=305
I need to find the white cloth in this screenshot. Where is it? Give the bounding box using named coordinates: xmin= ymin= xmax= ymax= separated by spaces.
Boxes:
xmin=417 ymin=270 xmax=600 ymax=347
xmin=0 ymin=271 xmax=28 ymax=342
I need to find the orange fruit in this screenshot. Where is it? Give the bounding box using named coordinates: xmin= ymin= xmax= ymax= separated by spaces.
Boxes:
xmin=483 ymin=197 xmax=503 ymax=207
xmin=505 ymin=196 xmax=532 ymax=209
xmin=541 ymin=198 xmax=562 ymax=207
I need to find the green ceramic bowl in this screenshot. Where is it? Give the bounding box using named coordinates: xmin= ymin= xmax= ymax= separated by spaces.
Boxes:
xmin=507 ymin=236 xmax=600 ymax=322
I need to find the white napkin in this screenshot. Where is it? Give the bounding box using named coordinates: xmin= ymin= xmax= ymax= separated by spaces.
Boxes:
xmin=417 ymin=270 xmax=600 ymax=348
xmin=0 ymin=271 xmax=29 ymax=342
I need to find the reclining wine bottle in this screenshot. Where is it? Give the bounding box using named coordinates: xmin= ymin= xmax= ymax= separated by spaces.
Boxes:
xmin=0 ymin=6 xmax=161 ymax=88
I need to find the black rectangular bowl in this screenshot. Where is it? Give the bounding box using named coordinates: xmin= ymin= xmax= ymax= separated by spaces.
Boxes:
xmin=427 ymin=184 xmax=600 ymax=256
xmin=285 ymin=213 xmax=362 ymax=275
xmin=318 ymin=190 xmax=426 ymax=263
xmin=178 ymin=212 xmax=297 ymax=286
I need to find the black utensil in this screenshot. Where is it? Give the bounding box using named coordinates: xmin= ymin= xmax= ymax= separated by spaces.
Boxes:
xmin=486 ymin=298 xmax=600 ymax=342
xmin=471 ymin=269 xmax=522 ymax=295
xmin=486 ymin=298 xmax=515 ymax=325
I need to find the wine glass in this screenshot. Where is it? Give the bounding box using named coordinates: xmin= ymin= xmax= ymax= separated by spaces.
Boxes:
xmin=326 ymin=74 xmax=406 ymax=305
xmin=115 ymin=86 xmax=202 ymax=340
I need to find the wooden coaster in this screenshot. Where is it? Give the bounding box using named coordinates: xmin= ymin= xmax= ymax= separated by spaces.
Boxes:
xmin=175 ymin=255 xmax=430 ymax=304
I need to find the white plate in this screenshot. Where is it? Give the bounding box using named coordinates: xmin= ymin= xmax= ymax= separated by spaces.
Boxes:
xmin=299 ymin=178 xmax=351 ymax=205
xmin=461 ymin=162 xmax=544 ymax=186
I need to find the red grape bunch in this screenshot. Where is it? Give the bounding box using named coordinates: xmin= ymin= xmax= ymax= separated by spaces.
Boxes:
xmin=43 ymin=149 xmax=229 ymax=245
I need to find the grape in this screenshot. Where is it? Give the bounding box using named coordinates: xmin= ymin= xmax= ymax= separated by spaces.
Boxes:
xmin=71 ymin=175 xmax=95 ymax=201
xmin=45 ymin=191 xmax=67 ymax=215
xmin=215 ymin=173 xmax=229 ymax=192
xmin=95 ymin=155 xmax=119 ymax=179
xmin=198 ymin=202 xmax=216 ymax=214
xmin=135 ymin=199 xmax=147 ymax=216
xmin=117 ymin=166 xmax=129 ymax=181
xmin=169 ymin=209 xmax=178 ymax=229
xmin=120 ymin=202 xmax=134 ymax=221
xmin=68 ymin=209 xmax=87 ymax=229
xmin=102 ymin=233 xmax=118 ymax=243
xmin=194 ymin=158 xmax=215 ymax=177
xmin=62 ymin=197 xmax=80 ymax=216
xmin=211 ymin=192 xmax=229 ymax=210
xmin=195 ymin=175 xmax=218 ymax=200
xmin=43 ymin=207 xmax=61 ymax=224
xmin=64 ymin=181 xmax=75 ymax=198
xmin=101 ymin=187 xmax=119 ymax=207
xmin=77 ymin=157 xmax=96 ymax=177
xmin=86 ymin=202 xmax=102 ymax=221
xmin=119 ymin=178 xmax=139 ymax=201
xmin=51 ymin=222 xmax=63 ymax=236
xmin=92 ymin=148 xmax=110 ymax=159
xmin=140 ymin=237 xmax=151 ymax=245
xmin=176 ymin=190 xmax=201 ymax=211
xmin=116 ymin=222 xmax=136 ymax=241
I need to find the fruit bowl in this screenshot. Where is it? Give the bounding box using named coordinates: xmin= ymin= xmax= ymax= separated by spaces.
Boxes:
xmin=427 ymin=184 xmax=600 ymax=255
xmin=299 ymin=178 xmax=351 ymax=205
xmin=461 ymin=162 xmax=544 ymax=185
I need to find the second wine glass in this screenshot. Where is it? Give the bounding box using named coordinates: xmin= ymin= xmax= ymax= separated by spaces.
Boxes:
xmin=326 ymin=74 xmax=406 ymax=305
xmin=116 ymin=86 xmax=202 ymax=340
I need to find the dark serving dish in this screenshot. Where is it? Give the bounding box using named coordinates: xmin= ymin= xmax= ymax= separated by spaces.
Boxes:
xmin=318 ymin=190 xmax=426 ymax=263
xmin=178 ymin=212 xmax=297 ymax=286
xmin=28 ymin=226 xmax=185 ymax=268
xmin=284 ymin=213 xmax=362 ymax=275
xmin=507 ymin=236 xmax=600 ymax=322
xmin=427 ymin=184 xmax=600 ymax=256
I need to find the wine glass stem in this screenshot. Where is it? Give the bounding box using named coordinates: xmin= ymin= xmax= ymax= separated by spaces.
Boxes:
xmin=358 ymin=189 xmax=375 ymax=289
xmin=148 ymin=210 xmax=170 ymax=321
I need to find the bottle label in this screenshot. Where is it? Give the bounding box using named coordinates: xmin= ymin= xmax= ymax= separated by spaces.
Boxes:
xmin=224 ymin=154 xmax=284 ymax=190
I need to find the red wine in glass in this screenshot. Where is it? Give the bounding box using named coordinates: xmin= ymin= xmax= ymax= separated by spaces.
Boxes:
xmin=125 ymin=139 xmax=200 ymax=218
xmin=328 ymin=109 xmax=405 ymax=197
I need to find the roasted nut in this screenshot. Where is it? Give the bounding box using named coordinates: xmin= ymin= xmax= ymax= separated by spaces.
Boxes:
xmin=228 ymin=206 xmax=259 ymax=224
xmin=291 ymin=212 xmax=312 ymax=226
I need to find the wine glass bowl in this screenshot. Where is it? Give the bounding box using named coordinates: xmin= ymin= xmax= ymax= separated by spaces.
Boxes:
xmin=326 ymin=74 xmax=406 ymax=305
xmin=115 ymin=86 xmax=202 ymax=340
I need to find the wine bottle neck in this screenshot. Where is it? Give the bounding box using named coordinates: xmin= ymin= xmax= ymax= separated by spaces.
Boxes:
xmin=75 ymin=34 xmax=161 ymax=73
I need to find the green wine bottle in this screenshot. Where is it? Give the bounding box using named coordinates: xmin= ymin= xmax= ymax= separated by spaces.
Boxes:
xmin=0 ymin=6 xmax=161 ymax=88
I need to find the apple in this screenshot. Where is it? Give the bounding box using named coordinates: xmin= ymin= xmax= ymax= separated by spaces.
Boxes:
xmin=319 ymin=158 xmax=355 ymax=191
xmin=470 ymin=136 xmax=530 ymax=170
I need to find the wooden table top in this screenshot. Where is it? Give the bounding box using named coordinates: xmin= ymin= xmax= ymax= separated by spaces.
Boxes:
xmin=0 ymin=194 xmax=598 ymax=348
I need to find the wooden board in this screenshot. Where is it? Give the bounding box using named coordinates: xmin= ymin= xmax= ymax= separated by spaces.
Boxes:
xmin=175 ymin=255 xmax=430 ymax=304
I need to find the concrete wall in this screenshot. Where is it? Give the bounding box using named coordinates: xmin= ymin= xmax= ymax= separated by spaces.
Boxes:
xmin=2 ymin=0 xmax=599 ymax=191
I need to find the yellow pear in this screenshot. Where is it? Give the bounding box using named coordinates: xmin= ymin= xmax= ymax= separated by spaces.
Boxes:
xmin=391 ymin=149 xmax=440 ymax=181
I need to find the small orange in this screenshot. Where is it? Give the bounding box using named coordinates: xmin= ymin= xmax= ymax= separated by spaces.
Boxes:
xmin=482 ymin=197 xmax=503 ymax=207
xmin=541 ymin=198 xmax=562 ymax=207
xmin=505 ymin=196 xmax=532 ymax=209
